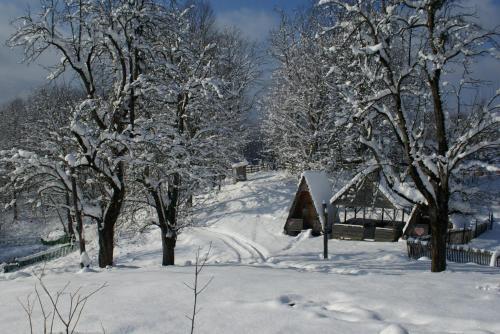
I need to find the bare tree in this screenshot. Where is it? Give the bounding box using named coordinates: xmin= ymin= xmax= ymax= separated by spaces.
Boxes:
xmin=184 ymin=244 xmax=213 ymax=334
xmin=7 ymin=0 xmax=258 ymax=269
xmin=19 ymin=267 xmax=107 ymax=334
xmin=8 ymin=0 xmax=166 ymax=267
xmin=263 ymin=6 xmax=361 ymax=173
xmin=129 ymin=2 xmax=259 ymax=266
xmin=318 ymin=0 xmax=500 ymax=271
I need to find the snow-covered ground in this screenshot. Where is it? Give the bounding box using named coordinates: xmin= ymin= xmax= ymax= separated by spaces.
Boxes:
xmin=1 ymin=172 xmax=499 ymax=334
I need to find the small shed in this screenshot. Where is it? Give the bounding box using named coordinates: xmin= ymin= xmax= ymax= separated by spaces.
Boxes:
xmin=402 ymin=205 xmax=431 ymax=238
xmin=232 ymin=160 xmax=248 ymax=183
xmin=330 ymin=167 xmax=413 ymax=241
xmin=284 ymin=171 xmax=338 ymax=236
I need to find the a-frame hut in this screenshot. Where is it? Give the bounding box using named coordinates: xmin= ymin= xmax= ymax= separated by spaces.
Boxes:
xmin=284 ymin=171 xmax=337 ymax=236
xmin=329 ymin=167 xmax=414 ymax=241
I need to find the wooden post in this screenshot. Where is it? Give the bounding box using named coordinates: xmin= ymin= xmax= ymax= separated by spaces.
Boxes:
xmin=322 ymin=202 xmax=328 ymax=260
xmin=344 ymin=207 xmax=347 ymax=223
xmin=381 ymin=209 xmax=384 ymax=222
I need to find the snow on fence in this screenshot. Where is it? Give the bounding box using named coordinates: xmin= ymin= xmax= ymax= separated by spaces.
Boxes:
xmin=2 ymin=242 xmax=77 ymax=273
xmin=406 ymin=240 xmax=500 ymax=268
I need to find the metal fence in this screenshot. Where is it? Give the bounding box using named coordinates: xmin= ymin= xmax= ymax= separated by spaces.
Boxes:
xmin=2 ymin=242 xmax=78 ymax=273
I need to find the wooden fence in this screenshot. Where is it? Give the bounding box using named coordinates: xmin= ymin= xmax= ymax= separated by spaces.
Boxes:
xmin=332 ymin=224 xmax=364 ymax=240
xmin=406 ymin=240 xmax=500 ymax=267
xmin=2 ymin=242 xmax=78 ymax=273
xmin=446 ymin=219 xmax=492 ymax=245
xmin=331 ymin=223 xmax=401 ymax=242
xmin=246 ymin=164 xmax=270 ymax=174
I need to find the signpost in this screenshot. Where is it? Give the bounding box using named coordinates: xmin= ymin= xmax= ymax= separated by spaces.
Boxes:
xmin=322 ymin=201 xmax=328 ymax=259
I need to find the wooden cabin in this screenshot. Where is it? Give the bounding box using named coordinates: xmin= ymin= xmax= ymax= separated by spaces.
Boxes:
xmin=284 ymin=171 xmax=338 ymax=237
xmin=231 ymin=161 xmax=248 ymax=183
xmin=330 ymin=167 xmax=415 ymax=241
xmin=402 ymin=205 xmax=431 ymax=238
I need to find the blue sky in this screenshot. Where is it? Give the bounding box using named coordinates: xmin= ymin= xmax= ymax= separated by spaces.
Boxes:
xmin=212 ymin=0 xmax=306 ymax=11
xmin=212 ymin=0 xmax=309 ymax=42
xmin=0 ymin=0 xmax=499 ymax=104
xmin=0 ymin=0 xmax=311 ymax=103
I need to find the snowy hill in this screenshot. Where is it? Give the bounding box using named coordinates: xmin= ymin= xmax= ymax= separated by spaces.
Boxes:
xmin=1 ymin=172 xmax=499 ymax=334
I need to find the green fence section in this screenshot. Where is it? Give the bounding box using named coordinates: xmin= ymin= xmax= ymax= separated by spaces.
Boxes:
xmin=2 ymin=242 xmax=78 ymax=273
xmin=41 ymin=234 xmax=72 ymax=246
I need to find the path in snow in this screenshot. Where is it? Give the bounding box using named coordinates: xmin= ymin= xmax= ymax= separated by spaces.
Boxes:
xmin=199 ymin=227 xmax=268 ymax=263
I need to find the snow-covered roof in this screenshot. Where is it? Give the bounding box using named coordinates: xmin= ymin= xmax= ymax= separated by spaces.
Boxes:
xmin=378 ymin=175 xmax=413 ymax=209
xmin=330 ymin=166 xmax=412 ymax=210
xmin=330 ymin=165 xmax=378 ymax=205
xmin=232 ymin=160 xmax=249 ymax=168
xmin=301 ymin=171 xmax=334 ymax=225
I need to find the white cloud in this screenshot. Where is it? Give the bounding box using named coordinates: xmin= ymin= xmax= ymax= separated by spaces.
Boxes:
xmin=215 ymin=8 xmax=278 ymax=42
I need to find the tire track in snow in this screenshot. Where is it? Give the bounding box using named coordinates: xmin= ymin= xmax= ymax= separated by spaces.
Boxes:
xmin=216 ymin=237 xmax=242 ymax=263
xmin=200 ymin=228 xmax=268 ymax=263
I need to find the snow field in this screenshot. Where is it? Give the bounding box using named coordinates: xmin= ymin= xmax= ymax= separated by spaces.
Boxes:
xmin=0 ymin=172 xmax=499 ymax=334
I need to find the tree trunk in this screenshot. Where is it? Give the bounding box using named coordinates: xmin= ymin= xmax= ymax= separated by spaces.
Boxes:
xmin=97 ymin=187 xmax=124 ymax=267
xmin=96 ymin=159 xmax=125 ymax=268
xmin=12 ymin=191 xmax=18 ymax=222
xmin=98 ymin=224 xmax=115 ymax=268
xmin=65 ymin=192 xmax=75 ymax=241
xmin=429 ymin=197 xmax=449 ymax=272
xmin=75 ymin=211 xmax=86 ymax=266
xmin=70 ymin=169 xmax=86 ymax=266
xmin=97 ymin=203 xmax=121 ymax=267
xmin=163 ymin=173 xmax=180 ymax=266
xmin=161 ymin=227 xmax=176 ymax=266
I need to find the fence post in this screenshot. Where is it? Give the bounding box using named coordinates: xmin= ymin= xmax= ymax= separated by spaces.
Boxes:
xmin=490 ymin=212 xmax=494 ymax=230
xmin=322 ymin=202 xmax=328 ymax=260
